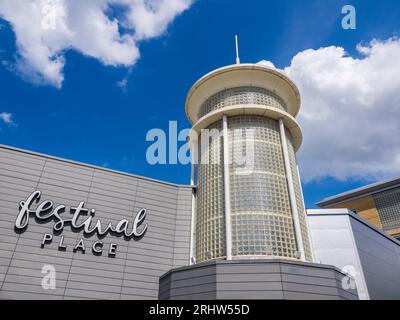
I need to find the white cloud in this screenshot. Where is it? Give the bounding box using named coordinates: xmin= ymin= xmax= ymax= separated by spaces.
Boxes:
xmin=0 ymin=112 xmax=13 ymax=124
xmin=261 ymin=37 xmax=400 ymax=182
xmin=0 ymin=0 xmax=192 ymax=88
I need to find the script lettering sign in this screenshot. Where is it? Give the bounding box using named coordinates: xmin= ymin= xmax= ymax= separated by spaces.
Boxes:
xmin=15 ymin=191 xmax=148 ymax=257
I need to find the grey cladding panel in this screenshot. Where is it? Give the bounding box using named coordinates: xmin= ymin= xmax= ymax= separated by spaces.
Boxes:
xmin=350 ymin=217 xmax=400 ymax=299
xmin=159 ymin=260 xmax=359 ymax=300
xmin=0 ymin=145 xmax=192 ymax=299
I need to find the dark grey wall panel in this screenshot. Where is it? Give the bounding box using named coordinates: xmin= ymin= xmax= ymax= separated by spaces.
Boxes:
xmin=159 ymin=260 xmax=359 ymax=300
xmin=0 ymin=145 xmax=192 ymax=300
xmin=349 ymin=217 xmax=400 ymax=299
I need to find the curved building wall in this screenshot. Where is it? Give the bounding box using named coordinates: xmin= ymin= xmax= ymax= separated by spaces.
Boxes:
xmin=286 ymin=129 xmax=313 ymax=261
xmin=194 ymin=113 xmax=312 ymax=262
xmin=228 ymin=115 xmax=298 ymax=259
xmin=195 ymin=121 xmax=226 ymax=262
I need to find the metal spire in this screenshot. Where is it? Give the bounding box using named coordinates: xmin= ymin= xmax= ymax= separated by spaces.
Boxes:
xmin=235 ymin=34 xmax=240 ymax=64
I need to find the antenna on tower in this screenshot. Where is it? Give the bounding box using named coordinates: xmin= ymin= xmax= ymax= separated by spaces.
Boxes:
xmin=235 ymin=34 xmax=240 ymax=64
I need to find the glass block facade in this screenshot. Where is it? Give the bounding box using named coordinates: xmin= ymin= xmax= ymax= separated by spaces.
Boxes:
xmin=285 ymin=129 xmax=313 ymax=261
xmin=198 ymin=87 xmax=287 ymax=119
xmin=228 ymin=115 xmax=298 ymax=258
xmin=194 ymin=86 xmax=312 ymax=262
xmin=373 ymin=187 xmax=400 ymax=230
xmin=196 ymin=121 xmax=226 ymax=262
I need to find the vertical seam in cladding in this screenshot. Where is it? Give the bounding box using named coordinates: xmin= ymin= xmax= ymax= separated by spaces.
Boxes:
xmin=119 ymin=175 xmax=139 ymax=300
xmin=0 ymin=158 xmax=47 ymax=293
xmin=172 ymin=187 xmax=179 ymax=268
xmin=279 ymin=262 xmax=286 ymax=300
xmin=62 ymin=167 xmax=95 ymax=299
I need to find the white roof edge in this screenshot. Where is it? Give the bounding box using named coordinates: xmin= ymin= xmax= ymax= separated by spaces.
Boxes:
xmin=307 ymin=208 xmax=353 ymax=215
xmin=316 ymin=177 xmax=400 ymax=207
xmin=307 ymin=208 xmax=400 ymax=246
xmin=189 ymin=63 xmax=296 ymax=91
xmin=185 ymin=63 xmax=301 ymax=124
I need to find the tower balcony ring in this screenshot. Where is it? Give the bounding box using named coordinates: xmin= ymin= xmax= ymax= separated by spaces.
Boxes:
xmin=188 ymin=105 xmax=303 ymax=151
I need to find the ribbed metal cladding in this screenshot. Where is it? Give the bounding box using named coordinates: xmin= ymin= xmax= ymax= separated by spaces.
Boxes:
xmin=194 ymin=90 xmax=312 ymax=262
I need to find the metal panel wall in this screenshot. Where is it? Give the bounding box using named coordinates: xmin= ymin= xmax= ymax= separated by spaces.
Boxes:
xmin=159 ymin=259 xmax=358 ymax=300
xmin=349 ymin=216 xmax=400 ymax=299
xmin=0 ymin=145 xmax=192 ymax=299
xmin=307 ymin=209 xmax=400 ymax=300
xmin=306 ymin=210 xmax=369 ymax=300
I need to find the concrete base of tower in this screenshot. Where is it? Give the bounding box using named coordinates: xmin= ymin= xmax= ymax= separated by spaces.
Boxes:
xmin=158 ymin=259 xmax=358 ymax=300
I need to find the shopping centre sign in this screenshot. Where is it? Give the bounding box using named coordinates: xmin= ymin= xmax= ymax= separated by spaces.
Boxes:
xmin=15 ymin=190 xmax=148 ymax=257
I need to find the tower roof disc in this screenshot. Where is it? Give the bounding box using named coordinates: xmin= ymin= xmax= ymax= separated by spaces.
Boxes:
xmin=185 ymin=63 xmax=301 ymax=124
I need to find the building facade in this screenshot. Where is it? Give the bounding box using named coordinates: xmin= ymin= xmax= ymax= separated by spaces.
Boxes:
xmin=0 ymin=62 xmax=367 ymax=300
xmin=158 ymin=62 xmax=359 ymax=300
xmin=317 ymin=178 xmax=400 ymax=240
xmin=307 ymin=209 xmax=400 ymax=300
xmin=0 ymin=145 xmax=192 ymax=299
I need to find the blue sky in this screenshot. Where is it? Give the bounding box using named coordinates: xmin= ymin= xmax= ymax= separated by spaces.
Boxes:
xmin=1 ymin=0 xmax=400 ymax=208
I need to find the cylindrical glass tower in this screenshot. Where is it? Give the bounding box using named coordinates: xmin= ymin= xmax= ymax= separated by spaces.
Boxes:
xmin=187 ymin=63 xmax=312 ymax=263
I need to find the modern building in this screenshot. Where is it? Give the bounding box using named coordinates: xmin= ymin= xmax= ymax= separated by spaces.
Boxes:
xmin=185 ymin=63 xmax=312 ymax=263
xmin=307 ymin=208 xmax=400 ymax=300
xmin=2 ymin=58 xmax=399 ymax=300
xmin=159 ymin=61 xmax=358 ymax=299
xmin=0 ymin=144 xmax=193 ymax=299
xmin=317 ymin=177 xmax=400 ymax=240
